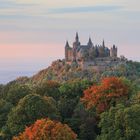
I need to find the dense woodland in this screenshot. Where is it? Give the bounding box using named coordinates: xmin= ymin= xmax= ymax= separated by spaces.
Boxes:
xmin=0 ymin=60 xmax=140 ymax=140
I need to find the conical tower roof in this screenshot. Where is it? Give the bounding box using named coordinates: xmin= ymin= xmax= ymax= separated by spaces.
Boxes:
xmin=88 ymin=37 xmax=93 ymax=47
xmin=65 ymin=40 xmax=69 ymax=48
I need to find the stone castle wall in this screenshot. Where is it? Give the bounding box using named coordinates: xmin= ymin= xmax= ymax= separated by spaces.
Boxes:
xmin=65 ymin=57 xmax=126 ymax=71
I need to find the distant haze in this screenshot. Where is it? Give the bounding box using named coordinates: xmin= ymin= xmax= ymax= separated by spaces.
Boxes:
xmin=0 ymin=0 xmax=139 ymax=83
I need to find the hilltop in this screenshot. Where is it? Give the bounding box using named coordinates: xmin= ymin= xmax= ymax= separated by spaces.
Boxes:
xmin=27 ymin=59 xmax=140 ymax=85
xmin=8 ymin=34 xmax=140 ymax=85
xmin=7 ymin=32 xmax=140 ymax=85
xmin=7 ymin=57 xmax=140 ymax=86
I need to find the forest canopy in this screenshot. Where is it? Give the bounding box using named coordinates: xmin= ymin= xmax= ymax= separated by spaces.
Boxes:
xmin=0 ymin=60 xmax=140 ymax=140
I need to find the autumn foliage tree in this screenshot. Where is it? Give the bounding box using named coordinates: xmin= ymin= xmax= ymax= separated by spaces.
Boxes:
xmin=81 ymin=77 xmax=130 ymax=113
xmin=13 ymin=118 xmax=77 ymax=140
xmin=3 ymin=94 xmax=60 ymax=138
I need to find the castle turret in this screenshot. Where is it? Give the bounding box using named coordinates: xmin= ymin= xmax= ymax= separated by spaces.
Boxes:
xmin=88 ymin=37 xmax=93 ymax=47
xmin=65 ymin=41 xmax=69 ymax=61
xmin=73 ymin=32 xmax=81 ymax=61
xmin=75 ymin=32 xmax=79 ymax=43
xmin=65 ymin=41 xmax=73 ymax=61
xmin=102 ymin=39 xmax=105 ymax=48
xmin=65 ymin=40 xmax=69 ymax=47
xmin=74 ymin=32 xmax=80 ymax=47
xmin=110 ymin=45 xmax=117 ymax=57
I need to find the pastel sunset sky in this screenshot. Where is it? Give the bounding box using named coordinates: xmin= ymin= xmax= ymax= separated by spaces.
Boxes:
xmin=0 ymin=0 xmax=140 ymax=83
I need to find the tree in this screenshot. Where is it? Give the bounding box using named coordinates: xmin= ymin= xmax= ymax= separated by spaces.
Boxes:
xmin=58 ymin=80 xmax=92 ymax=121
xmin=5 ymin=84 xmax=32 ymax=106
xmin=34 ymin=80 xmax=61 ymax=100
xmin=0 ymin=99 xmax=13 ymax=130
xmin=65 ymin=102 xmax=99 ymax=140
xmin=81 ymin=77 xmax=130 ymax=113
xmin=97 ymin=104 xmax=140 ymax=140
xmin=3 ymin=94 xmax=60 ymax=138
xmin=79 ymin=117 xmax=97 ymax=140
xmin=58 ymin=98 xmax=77 ymax=121
xmin=130 ymin=92 xmax=140 ymax=105
xmin=0 ymin=84 xmax=4 ymax=98
xmin=13 ymin=118 xmax=77 ymax=140
xmin=59 ymin=79 xmax=92 ymax=99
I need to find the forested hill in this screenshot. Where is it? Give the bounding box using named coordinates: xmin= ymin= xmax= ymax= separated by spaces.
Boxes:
xmin=29 ymin=59 xmax=140 ymax=85
xmin=4 ymin=59 xmax=140 ymax=87
xmin=0 ymin=59 xmax=140 ymax=139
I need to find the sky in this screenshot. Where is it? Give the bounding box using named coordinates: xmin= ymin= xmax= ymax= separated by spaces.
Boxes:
xmin=0 ymin=0 xmax=140 ymax=83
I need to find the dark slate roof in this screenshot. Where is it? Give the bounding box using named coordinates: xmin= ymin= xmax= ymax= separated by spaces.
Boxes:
xmin=77 ymin=45 xmax=89 ymax=52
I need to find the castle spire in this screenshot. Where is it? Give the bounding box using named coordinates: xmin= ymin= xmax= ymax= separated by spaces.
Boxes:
xmin=89 ymin=37 xmax=92 ymax=43
xmin=65 ymin=40 xmax=69 ymax=47
xmin=75 ymin=32 xmax=79 ymax=42
xmin=102 ymin=39 xmax=105 ymax=47
xmin=88 ymin=37 xmax=93 ymax=47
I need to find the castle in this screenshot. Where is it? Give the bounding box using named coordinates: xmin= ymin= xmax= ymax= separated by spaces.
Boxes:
xmin=65 ymin=33 xmax=124 ymax=71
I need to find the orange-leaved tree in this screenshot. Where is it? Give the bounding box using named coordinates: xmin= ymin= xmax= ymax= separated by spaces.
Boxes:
xmin=13 ymin=118 xmax=77 ymax=140
xmin=81 ymin=77 xmax=130 ymax=113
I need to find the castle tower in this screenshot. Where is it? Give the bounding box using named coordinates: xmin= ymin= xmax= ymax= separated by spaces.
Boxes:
xmin=88 ymin=37 xmax=93 ymax=47
xmin=110 ymin=45 xmax=117 ymax=57
xmin=73 ymin=32 xmax=80 ymax=46
xmin=102 ymin=39 xmax=105 ymax=48
xmin=75 ymin=32 xmax=79 ymax=43
xmin=65 ymin=41 xmax=70 ymax=61
xmin=73 ymin=32 xmax=81 ymax=61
